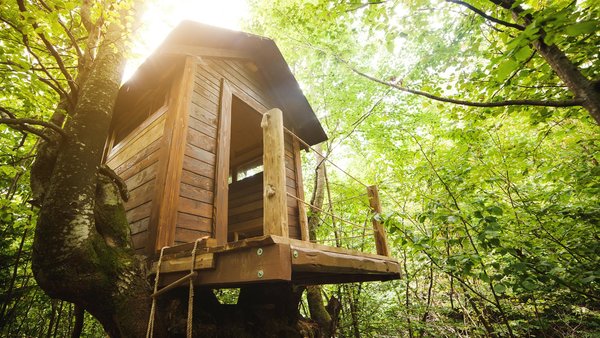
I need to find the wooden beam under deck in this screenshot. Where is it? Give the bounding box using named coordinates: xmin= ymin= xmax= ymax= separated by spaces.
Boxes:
xmin=151 ymin=235 xmax=401 ymax=288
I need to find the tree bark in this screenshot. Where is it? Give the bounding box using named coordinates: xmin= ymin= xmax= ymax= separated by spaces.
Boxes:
xmin=31 ymin=10 xmax=152 ymax=337
xmin=304 ymin=145 xmax=339 ymax=337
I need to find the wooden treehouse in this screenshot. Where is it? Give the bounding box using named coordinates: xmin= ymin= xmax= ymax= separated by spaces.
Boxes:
xmin=103 ymin=22 xmax=400 ymax=289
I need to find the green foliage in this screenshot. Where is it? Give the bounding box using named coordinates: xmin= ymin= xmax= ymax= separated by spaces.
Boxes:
xmin=0 ymin=0 xmax=126 ymax=335
xmin=247 ymin=0 xmax=600 ymax=336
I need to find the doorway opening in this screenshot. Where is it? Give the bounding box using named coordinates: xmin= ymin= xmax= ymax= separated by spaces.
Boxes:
xmin=227 ymin=96 xmax=264 ymax=242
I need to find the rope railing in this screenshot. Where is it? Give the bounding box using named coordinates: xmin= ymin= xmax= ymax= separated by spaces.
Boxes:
xmin=287 ymin=191 xmax=376 ymax=251
xmin=323 ymin=192 xmax=368 ymax=206
xmin=279 ymin=126 xmax=393 ymax=254
xmin=287 ymin=192 xmax=367 ymax=231
xmin=259 ymin=108 xmax=390 ymax=256
xmin=282 ymin=126 xmax=369 ymax=189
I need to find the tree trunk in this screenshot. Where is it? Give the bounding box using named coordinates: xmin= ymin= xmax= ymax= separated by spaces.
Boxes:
xmin=30 ymin=11 xmax=152 ymax=337
xmin=303 ymin=145 xmax=340 ymax=337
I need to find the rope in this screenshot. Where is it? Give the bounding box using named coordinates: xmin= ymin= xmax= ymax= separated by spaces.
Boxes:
xmin=146 ymin=246 xmax=168 ymax=338
xmin=287 ymin=192 xmax=367 ymax=230
xmin=314 ymin=234 xmax=369 ymax=243
xmin=324 ymin=192 xmax=368 ymax=206
xmin=187 ymin=238 xmax=203 ymax=338
xmin=282 ymin=127 xmax=369 ymax=189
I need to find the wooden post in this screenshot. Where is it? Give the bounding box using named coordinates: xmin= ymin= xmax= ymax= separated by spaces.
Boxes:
xmin=367 ymin=185 xmax=390 ymax=256
xmin=213 ymin=80 xmax=233 ymax=246
xmin=147 ymin=56 xmax=196 ymax=255
xmin=261 ymin=108 xmax=289 ymax=238
xmin=292 ymin=138 xmax=310 ymax=241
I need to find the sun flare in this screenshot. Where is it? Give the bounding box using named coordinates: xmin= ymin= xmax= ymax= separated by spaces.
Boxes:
xmin=123 ymin=0 xmax=249 ymax=81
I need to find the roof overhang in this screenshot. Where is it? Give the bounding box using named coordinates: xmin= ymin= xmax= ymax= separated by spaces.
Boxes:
xmin=118 ymin=21 xmax=327 ymax=146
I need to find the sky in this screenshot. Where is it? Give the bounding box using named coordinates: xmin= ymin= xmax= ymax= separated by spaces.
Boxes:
xmin=123 ymin=0 xmax=249 ymax=81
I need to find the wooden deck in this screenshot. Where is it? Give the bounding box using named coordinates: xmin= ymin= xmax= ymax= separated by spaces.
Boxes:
xmin=151 ymin=235 xmax=401 ymax=288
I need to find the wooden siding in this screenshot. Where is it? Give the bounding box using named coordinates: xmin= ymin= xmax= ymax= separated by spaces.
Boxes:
xmin=106 ymin=108 xmax=167 ymax=254
xmin=177 ymin=57 xmax=303 ymax=243
xmin=174 ymin=62 xmax=220 ymax=245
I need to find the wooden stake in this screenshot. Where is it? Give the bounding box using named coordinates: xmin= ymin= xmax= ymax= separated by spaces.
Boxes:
xmin=152 ymin=272 xmax=197 ymax=298
xmin=261 ymin=109 xmax=289 ymax=238
xmin=367 ymin=185 xmax=390 ymax=256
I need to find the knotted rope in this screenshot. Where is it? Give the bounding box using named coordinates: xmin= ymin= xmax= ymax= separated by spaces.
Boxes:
xmin=146 ymin=246 xmax=168 ymax=338
xmin=187 ymin=238 xmax=203 ymax=338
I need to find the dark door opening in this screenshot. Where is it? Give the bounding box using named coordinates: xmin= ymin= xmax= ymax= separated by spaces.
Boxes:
xmin=227 ymin=96 xmax=264 ymax=242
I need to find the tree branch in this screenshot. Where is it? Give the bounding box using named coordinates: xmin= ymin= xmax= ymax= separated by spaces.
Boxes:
xmin=37 ymin=0 xmax=84 ymax=59
xmin=345 ymin=1 xmax=389 ymax=13
xmin=343 ymin=60 xmax=582 ymax=108
xmin=17 ymin=0 xmax=78 ymax=94
xmin=447 ymin=0 xmax=524 ymax=30
xmin=0 ymin=16 xmax=71 ymax=100
xmin=0 ymin=107 xmax=67 ymax=141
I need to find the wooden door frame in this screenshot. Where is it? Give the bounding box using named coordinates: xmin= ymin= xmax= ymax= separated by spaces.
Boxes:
xmin=213 ymin=80 xmax=272 ymax=245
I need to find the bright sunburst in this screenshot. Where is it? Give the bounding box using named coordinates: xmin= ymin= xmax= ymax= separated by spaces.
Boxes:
xmin=123 ymin=0 xmax=249 ymax=81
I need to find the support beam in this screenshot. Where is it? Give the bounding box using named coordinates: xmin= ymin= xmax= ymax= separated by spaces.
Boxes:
xmin=367 ymin=185 xmax=390 ymax=256
xmin=261 ymin=108 xmax=289 ymax=238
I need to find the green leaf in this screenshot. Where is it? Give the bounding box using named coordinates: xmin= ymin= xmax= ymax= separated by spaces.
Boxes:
xmin=495 ymin=59 xmax=519 ymax=82
xmin=565 ymin=21 xmax=599 ymax=36
xmin=493 ymin=283 xmax=507 ymax=294
xmin=487 ymin=206 xmax=504 ymax=216
xmin=514 ymin=46 xmax=532 ymax=61
xmin=521 ymin=279 xmax=537 ymax=291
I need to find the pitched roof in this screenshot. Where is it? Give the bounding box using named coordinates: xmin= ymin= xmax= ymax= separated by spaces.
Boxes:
xmin=120 ymin=21 xmax=327 ymax=146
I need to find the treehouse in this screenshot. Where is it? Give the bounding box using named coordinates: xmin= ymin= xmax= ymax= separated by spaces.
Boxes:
xmin=103 ymin=21 xmax=400 ymax=288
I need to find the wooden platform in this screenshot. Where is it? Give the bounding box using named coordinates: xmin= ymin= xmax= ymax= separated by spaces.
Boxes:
xmin=151 ymin=235 xmax=401 ymax=288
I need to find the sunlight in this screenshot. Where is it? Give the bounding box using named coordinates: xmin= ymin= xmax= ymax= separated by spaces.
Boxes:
xmin=123 ymin=0 xmax=249 ymax=81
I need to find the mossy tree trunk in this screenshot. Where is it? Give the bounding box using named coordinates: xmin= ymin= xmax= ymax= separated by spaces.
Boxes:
xmin=30 ymin=11 xmax=154 ymax=336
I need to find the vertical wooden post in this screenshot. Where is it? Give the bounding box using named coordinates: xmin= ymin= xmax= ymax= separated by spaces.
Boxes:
xmin=292 ymin=138 xmax=310 ymax=241
xmin=213 ymin=80 xmax=233 ymax=246
xmin=261 ymin=108 xmax=289 ymax=238
xmin=147 ymin=56 xmax=196 ymax=255
xmin=367 ymin=185 xmax=390 ymax=256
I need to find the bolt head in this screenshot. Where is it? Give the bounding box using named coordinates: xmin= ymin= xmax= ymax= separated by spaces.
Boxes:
xmin=293 ymin=250 xmax=298 ymax=258
xmin=257 ymin=270 xmax=264 ymax=278
xmin=257 ymin=248 xmax=263 ymax=256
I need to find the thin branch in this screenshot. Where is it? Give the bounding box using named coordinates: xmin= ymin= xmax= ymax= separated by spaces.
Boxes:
xmin=491 ymin=49 xmax=537 ymax=99
xmin=36 ymin=0 xmax=84 ymax=59
xmin=446 ymin=0 xmax=525 ymax=30
xmin=17 ymin=0 xmax=78 ymax=94
xmin=0 ymin=117 xmax=65 ymax=137
xmin=0 ymin=107 xmax=67 ymax=140
xmin=0 ymin=120 xmax=50 ymax=142
xmin=343 ymin=60 xmax=582 ymax=108
xmin=0 ymin=16 xmax=70 ymax=100
xmin=345 ymin=1 xmax=389 ymax=13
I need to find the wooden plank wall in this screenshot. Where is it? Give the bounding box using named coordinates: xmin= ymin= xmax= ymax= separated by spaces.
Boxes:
xmin=105 ymin=108 xmax=167 ymax=254
xmin=174 ymin=62 xmax=219 ymax=245
xmin=228 ymin=172 xmax=263 ymax=239
xmin=177 ymin=57 xmax=303 ymax=243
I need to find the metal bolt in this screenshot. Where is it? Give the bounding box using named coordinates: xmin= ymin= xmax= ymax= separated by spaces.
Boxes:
xmin=257 ymin=270 xmax=264 ymax=278
xmin=257 ymin=248 xmax=263 ymax=256
xmin=293 ymin=250 xmax=298 ymax=258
